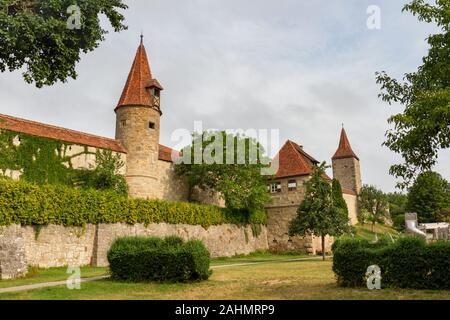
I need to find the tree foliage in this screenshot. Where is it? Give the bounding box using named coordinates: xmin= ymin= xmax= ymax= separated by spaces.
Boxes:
xmin=407 ymin=171 xmax=450 ymax=223
xmin=376 ymin=0 xmax=450 ymax=188
xmin=332 ymin=178 xmax=349 ymax=218
xmin=76 ymin=149 xmax=128 ymax=196
xmin=386 ymin=192 xmax=408 ymax=231
xmin=175 ymin=131 xmax=271 ymax=212
xmin=289 ymin=163 xmax=350 ymax=260
xmin=358 ymin=185 xmax=389 ymax=231
xmin=0 ymin=0 xmax=128 ymax=87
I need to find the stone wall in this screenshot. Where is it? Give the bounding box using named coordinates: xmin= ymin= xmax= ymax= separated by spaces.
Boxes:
xmin=343 ymin=193 xmax=359 ymax=225
xmin=266 ymin=205 xmax=333 ymax=254
xmin=265 ymin=175 xmax=334 ymax=254
xmin=93 ymin=223 xmax=268 ymax=266
xmin=0 ymin=225 xmax=28 ymax=279
xmin=153 ymin=160 xmax=190 ymax=202
xmin=22 ymin=225 xmax=97 ymax=268
xmin=0 ymin=223 xmax=268 ymax=273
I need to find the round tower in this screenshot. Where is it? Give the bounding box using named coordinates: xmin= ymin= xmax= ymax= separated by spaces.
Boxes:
xmin=331 ymin=127 xmax=362 ymax=195
xmin=115 ymin=37 xmax=164 ymax=199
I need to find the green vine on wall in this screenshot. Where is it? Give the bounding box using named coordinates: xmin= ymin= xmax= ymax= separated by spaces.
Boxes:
xmin=0 ymin=129 xmax=127 ymax=195
xmin=0 ymin=129 xmax=90 ymax=185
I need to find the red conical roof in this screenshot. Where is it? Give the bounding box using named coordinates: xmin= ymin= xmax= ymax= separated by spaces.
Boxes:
xmin=273 ymin=140 xmax=318 ymax=178
xmin=332 ymin=128 xmax=359 ymax=160
xmin=116 ymin=39 xmax=163 ymax=111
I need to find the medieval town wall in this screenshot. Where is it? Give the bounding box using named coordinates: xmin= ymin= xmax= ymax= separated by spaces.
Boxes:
xmin=0 ymin=223 xmax=268 ymax=276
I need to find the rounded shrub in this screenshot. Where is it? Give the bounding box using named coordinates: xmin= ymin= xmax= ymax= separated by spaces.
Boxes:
xmin=107 ymin=236 xmax=212 ymax=282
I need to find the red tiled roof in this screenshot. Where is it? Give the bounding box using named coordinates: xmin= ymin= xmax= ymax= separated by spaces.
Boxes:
xmin=0 ymin=113 xmax=178 ymax=162
xmin=272 ymin=140 xmax=320 ymax=179
xmin=116 ymin=40 xmax=163 ymax=111
xmin=332 ymin=128 xmax=359 ymax=160
xmin=158 ymin=144 xmax=180 ymax=163
xmin=342 ymin=188 xmax=357 ymax=196
xmin=0 ymin=113 xmax=126 ymax=153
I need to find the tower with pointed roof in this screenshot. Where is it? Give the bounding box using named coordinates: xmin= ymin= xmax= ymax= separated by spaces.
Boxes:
xmin=115 ymin=37 xmax=164 ymax=198
xmin=332 ymin=127 xmax=362 ymax=195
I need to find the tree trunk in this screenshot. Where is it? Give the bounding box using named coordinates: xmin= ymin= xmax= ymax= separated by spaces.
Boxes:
xmin=321 ymin=235 xmax=326 ymax=261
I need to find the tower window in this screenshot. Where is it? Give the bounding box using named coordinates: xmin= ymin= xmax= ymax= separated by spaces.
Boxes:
xmin=288 ymin=179 xmax=297 ymax=191
xmin=121 ymin=120 xmax=127 ymax=127
xmin=270 ymin=182 xmax=282 ymax=193
xmin=149 ymin=122 xmax=156 ymax=130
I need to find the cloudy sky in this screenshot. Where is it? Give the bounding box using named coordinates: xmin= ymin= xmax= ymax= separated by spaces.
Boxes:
xmin=0 ymin=0 xmax=448 ymax=192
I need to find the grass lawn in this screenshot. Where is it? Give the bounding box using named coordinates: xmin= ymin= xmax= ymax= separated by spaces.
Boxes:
xmin=353 ymin=223 xmax=399 ymax=241
xmin=0 ymin=254 xmax=449 ymax=300
xmin=0 ymin=266 xmax=107 ymax=289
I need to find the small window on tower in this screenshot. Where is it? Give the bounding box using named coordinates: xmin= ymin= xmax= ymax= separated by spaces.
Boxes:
xmin=149 ymin=122 xmax=156 ymax=130
xmin=270 ymin=182 xmax=282 ymax=194
xmin=154 ymin=89 xmax=160 ymax=98
xmin=121 ymin=120 xmax=127 ymax=127
xmin=288 ymin=179 xmax=297 ymax=191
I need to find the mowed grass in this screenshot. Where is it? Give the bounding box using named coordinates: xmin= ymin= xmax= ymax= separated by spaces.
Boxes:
xmin=353 ymin=223 xmax=399 ymax=241
xmin=1 ymin=256 xmax=449 ymax=300
xmin=0 ymin=266 xmax=107 ymax=289
xmin=211 ymin=250 xmax=307 ymax=266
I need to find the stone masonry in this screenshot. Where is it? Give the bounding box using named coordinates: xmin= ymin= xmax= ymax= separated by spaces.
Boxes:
xmin=332 ymin=157 xmax=362 ymax=195
xmin=0 ymin=225 xmax=28 ymax=280
xmin=266 ymin=176 xmax=334 ymax=254
xmin=0 ymin=223 xmax=268 ymax=272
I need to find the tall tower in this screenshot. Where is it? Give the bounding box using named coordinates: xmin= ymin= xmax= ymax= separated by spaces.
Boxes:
xmin=332 ymin=127 xmax=362 ymax=195
xmin=115 ymin=37 xmax=164 ymax=199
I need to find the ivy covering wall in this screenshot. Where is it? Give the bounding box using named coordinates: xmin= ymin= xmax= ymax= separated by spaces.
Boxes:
xmin=0 ymin=129 xmax=92 ymax=184
xmin=0 ymin=129 xmax=127 ymax=195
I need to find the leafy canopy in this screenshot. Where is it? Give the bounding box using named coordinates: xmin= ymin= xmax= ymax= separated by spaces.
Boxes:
xmin=407 ymin=171 xmax=450 ymax=223
xmin=75 ymin=149 xmax=128 ymax=196
xmin=358 ymin=185 xmax=389 ymax=229
xmin=175 ymin=131 xmax=271 ymax=212
xmin=376 ymin=0 xmax=450 ymax=188
xmin=0 ymin=0 xmax=128 ymax=87
xmin=289 ymin=163 xmax=351 ymax=240
xmin=386 ymin=192 xmax=408 ymax=231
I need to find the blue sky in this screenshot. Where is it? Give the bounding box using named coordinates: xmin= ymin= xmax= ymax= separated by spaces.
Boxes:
xmin=0 ymin=0 xmax=448 ymax=192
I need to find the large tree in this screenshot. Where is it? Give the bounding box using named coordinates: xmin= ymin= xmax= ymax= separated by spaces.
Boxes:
xmin=0 ymin=0 xmax=127 ymax=87
xmin=376 ymin=0 xmax=450 ymax=188
xmin=358 ymin=185 xmax=389 ymax=232
xmin=175 ymin=131 xmax=271 ymax=213
xmin=289 ymin=163 xmax=350 ymax=261
xmin=407 ymin=171 xmax=450 ymax=223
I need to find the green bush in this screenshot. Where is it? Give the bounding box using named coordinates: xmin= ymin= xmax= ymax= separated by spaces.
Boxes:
xmin=107 ymin=236 xmax=212 ymax=282
xmin=0 ymin=179 xmax=266 ymax=228
xmin=332 ymin=237 xmax=450 ymax=289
